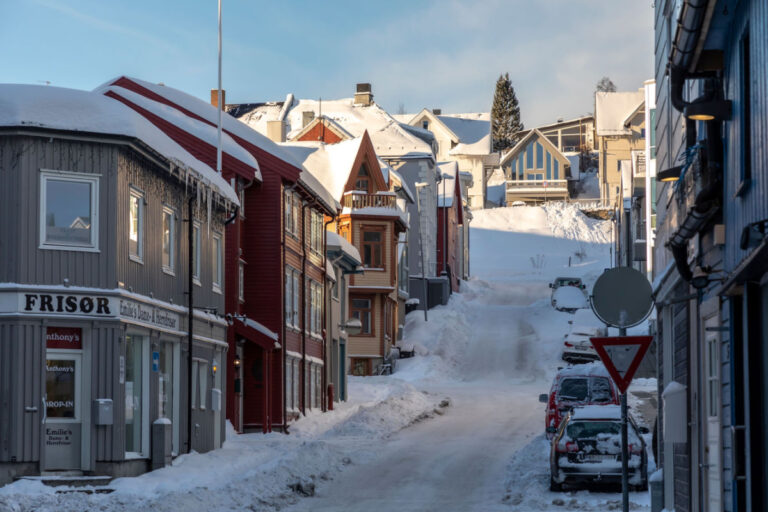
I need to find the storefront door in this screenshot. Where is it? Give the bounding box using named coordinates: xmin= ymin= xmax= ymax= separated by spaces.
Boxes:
xmin=44 ymin=349 xmax=82 ymax=470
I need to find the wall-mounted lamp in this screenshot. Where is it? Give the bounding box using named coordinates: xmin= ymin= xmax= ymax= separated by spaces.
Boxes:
xmin=739 ymin=219 xmax=768 ymax=250
xmin=691 ymin=266 xmax=726 ymax=290
xmin=684 ymin=99 xmax=732 ymax=121
xmin=212 ymin=359 xmax=219 ymax=375
xmin=233 ymin=354 xmax=241 ymax=368
xmin=656 ymin=165 xmax=683 ymax=182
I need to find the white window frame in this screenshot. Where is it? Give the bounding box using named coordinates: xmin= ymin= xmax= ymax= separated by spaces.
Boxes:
xmin=285 ymin=266 xmax=293 ymax=327
xmin=212 ymin=233 xmax=223 ymax=294
xmin=162 ymin=206 xmax=176 ymax=275
xmin=129 ymin=187 xmax=145 ymax=263
xmin=292 ymin=358 xmax=299 ymax=411
xmin=39 ymin=170 xmax=100 ymax=252
xmin=193 ymin=222 xmax=202 ymax=286
xmin=292 ymin=269 xmax=300 ymax=328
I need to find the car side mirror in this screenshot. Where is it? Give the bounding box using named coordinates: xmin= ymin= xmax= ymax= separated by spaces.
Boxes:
xmin=548 ymin=283 xmax=553 ymax=288
xmin=546 ymin=427 xmax=557 ymax=434
xmin=639 ymin=426 xmax=650 ymax=434
xmin=539 ymin=394 xmax=549 ymax=403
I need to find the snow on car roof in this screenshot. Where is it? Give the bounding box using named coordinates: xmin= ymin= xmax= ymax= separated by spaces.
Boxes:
xmin=556 ymin=361 xmax=610 ymax=378
xmin=570 ymin=405 xmax=622 ymax=420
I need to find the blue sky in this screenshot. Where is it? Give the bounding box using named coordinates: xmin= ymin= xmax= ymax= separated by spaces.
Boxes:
xmin=0 ymin=0 xmax=653 ymax=127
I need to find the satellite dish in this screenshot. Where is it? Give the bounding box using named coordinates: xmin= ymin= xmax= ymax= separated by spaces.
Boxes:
xmin=590 ymin=267 xmax=654 ymax=328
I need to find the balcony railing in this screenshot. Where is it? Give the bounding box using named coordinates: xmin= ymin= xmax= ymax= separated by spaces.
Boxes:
xmin=506 ymin=179 xmax=568 ymax=192
xmin=342 ymin=191 xmax=396 ymax=209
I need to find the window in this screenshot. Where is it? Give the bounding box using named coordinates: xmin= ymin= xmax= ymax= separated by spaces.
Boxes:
xmin=355 ymin=165 xmax=370 ymax=192
xmin=162 ymin=207 xmax=175 ymax=274
xmin=740 ymin=29 xmax=752 ymax=187
xmin=129 ymin=189 xmax=144 ymax=261
xmin=536 ymin=142 xmax=543 ymax=169
xmin=212 ymin=234 xmax=222 ymax=293
xmin=238 ymin=261 xmax=245 ymax=302
xmin=192 ymin=223 xmax=201 ymax=284
xmin=525 ymin=143 xmax=534 ymax=169
xmin=351 ymin=297 xmax=372 ymax=335
xmin=422 ymin=120 xmax=429 ymax=130
xmin=285 ymin=359 xmax=293 ymax=411
xmin=308 ymin=210 xmax=324 ymax=255
xmin=362 ymin=230 xmax=383 ymax=268
xmin=125 ymin=334 xmax=148 ymax=455
xmin=292 ymin=359 xmax=299 ymax=410
xmin=40 ymin=171 xmax=99 ymax=250
xmin=650 ymin=108 xmax=657 ymax=159
xmin=198 ymin=361 xmax=208 ymax=409
xmin=285 ymin=266 xmax=301 ymax=329
xmin=305 ymin=279 xmax=322 ymax=337
xmin=351 ymin=358 xmax=369 ymax=376
xmin=284 ymin=189 xmax=301 ymax=237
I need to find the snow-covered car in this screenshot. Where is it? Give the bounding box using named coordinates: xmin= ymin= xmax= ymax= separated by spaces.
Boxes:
xmin=549 ymin=405 xmax=649 ymax=491
xmin=549 ymin=277 xmax=588 ymax=312
xmin=538 ymin=363 xmax=619 ymax=438
xmin=510 ymin=200 xmax=526 ymax=207
xmin=561 ymin=309 xmax=607 ymax=363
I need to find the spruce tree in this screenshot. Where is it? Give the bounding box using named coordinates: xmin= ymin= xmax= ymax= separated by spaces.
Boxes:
xmin=491 ymin=73 xmax=524 ymax=153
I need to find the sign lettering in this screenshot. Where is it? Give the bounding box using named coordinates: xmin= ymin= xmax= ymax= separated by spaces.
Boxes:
xmin=24 ymin=294 xmax=111 ymax=315
xmin=46 ymin=327 xmax=83 ymax=350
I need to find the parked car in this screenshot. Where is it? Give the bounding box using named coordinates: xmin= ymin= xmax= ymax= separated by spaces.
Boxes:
xmin=549 ymin=277 xmax=588 ymax=312
xmin=549 ymin=405 xmax=649 ymax=491
xmin=561 ymin=309 xmax=607 ymax=364
xmin=539 ymin=363 xmax=619 ymax=438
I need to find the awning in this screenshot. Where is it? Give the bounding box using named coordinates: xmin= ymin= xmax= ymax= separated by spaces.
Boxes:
xmin=233 ymin=317 xmax=279 ymax=351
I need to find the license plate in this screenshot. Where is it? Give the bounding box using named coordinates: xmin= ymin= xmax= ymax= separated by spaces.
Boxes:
xmin=583 ymin=454 xmax=614 ymax=462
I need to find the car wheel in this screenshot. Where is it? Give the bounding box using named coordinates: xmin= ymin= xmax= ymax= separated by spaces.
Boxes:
xmin=549 ymin=475 xmax=562 ymax=492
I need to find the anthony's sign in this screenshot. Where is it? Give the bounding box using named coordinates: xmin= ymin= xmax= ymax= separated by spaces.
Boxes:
xmin=46 ymin=327 xmax=83 ymax=349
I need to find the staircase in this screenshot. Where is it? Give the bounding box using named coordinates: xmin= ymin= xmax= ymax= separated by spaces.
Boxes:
xmin=15 ymin=473 xmax=115 ymax=494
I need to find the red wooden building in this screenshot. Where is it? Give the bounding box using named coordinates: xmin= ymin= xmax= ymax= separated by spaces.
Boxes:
xmin=436 ymin=161 xmax=464 ymax=293
xmin=97 ymin=77 xmax=339 ymax=432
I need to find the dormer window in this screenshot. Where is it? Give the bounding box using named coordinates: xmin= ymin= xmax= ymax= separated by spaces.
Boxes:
xmin=422 ymin=120 xmax=429 ymax=130
xmin=355 ymin=165 xmax=370 ymax=192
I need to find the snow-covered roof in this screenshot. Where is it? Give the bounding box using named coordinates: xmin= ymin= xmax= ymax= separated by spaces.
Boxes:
xmin=326 ymin=230 xmax=362 ymax=265
xmin=570 ymin=405 xmax=622 ymax=421
xmin=234 ymin=96 xmax=434 ymax=160
xmin=437 ymin=161 xmax=459 ymax=207
xmin=438 ymin=113 xmax=491 ymax=156
xmin=281 ymin=137 xmax=364 ymax=201
xmin=0 ymin=83 xmax=238 ymax=204
xmin=243 ymin=317 xmax=279 ymax=342
xmin=595 ymin=90 xmax=644 ymax=136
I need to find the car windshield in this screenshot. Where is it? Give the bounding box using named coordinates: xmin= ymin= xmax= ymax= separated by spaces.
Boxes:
xmin=558 ymin=376 xmax=613 ymax=403
xmin=590 ymin=377 xmax=613 ymax=402
xmin=566 ymin=421 xmax=620 ymax=439
xmin=558 ymin=378 xmax=588 ymax=402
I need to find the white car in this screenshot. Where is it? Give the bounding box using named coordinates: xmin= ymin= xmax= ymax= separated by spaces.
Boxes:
xmin=551 ymin=286 xmax=589 ymax=312
xmin=561 ymin=309 xmax=607 ymax=363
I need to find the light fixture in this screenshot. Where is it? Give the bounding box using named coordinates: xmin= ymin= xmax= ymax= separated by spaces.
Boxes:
xmin=656 ymin=165 xmax=683 ymax=182
xmin=233 ymin=354 xmax=241 ymax=368
xmin=684 ymin=99 xmax=732 ymax=121
xmin=212 ymin=359 xmax=219 ymax=375
xmin=691 ymin=265 xmax=726 ymax=290
xmin=739 ymin=220 xmax=767 ymax=250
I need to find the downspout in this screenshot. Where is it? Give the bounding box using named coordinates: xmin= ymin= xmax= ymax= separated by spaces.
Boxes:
xmin=323 ymin=216 xmax=335 ymax=411
xmin=281 ymin=183 xmax=294 ymax=432
xmin=186 ymin=194 xmax=194 ymax=453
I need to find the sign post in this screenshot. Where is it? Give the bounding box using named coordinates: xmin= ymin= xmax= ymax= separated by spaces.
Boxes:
xmin=590 ymin=267 xmax=654 ymax=512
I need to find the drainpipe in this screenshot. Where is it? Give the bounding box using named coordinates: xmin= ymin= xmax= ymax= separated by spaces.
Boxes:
xmin=323 ymin=216 xmax=335 ymax=411
xmin=186 ymin=194 xmax=194 ymax=453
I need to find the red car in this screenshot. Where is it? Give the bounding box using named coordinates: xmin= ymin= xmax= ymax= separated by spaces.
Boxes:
xmin=539 ymin=363 xmax=619 ymax=438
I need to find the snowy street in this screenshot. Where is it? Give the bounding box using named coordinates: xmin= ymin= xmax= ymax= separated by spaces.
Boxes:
xmin=0 ymin=204 xmax=653 ymax=512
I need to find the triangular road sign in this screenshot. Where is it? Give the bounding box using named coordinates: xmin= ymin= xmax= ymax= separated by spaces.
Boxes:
xmin=589 ymin=336 xmax=653 ymax=394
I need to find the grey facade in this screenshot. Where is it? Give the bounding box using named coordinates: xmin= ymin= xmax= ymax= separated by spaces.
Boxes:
xmin=653 ymin=0 xmax=768 ymax=511
xmin=0 ymin=131 xmax=229 ymax=484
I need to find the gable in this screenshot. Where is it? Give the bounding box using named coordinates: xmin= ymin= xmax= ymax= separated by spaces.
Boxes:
xmin=342 ymin=132 xmax=388 ymax=194
xmin=293 ymin=116 xmax=352 ymax=144
xmin=410 ymin=109 xmax=459 ymax=143
xmin=501 ymin=130 xmax=571 ymax=180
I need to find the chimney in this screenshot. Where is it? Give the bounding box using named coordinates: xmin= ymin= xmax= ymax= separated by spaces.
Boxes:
xmin=353 ymin=83 xmax=373 ymax=106
xmin=302 ymin=111 xmax=315 ymax=128
xmin=266 ymin=120 xmax=286 ymax=143
xmin=432 ymin=108 xmax=442 ymax=115
xmin=210 ymin=89 xmax=226 ymax=110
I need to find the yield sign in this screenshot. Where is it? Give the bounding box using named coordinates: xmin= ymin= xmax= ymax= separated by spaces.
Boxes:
xmin=589 ymin=336 xmax=653 ymax=394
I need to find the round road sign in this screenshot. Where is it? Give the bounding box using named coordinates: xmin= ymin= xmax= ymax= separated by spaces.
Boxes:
xmin=590 ymin=267 xmax=654 ymax=328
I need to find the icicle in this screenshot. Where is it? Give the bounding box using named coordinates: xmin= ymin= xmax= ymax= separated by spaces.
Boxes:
xmin=206 ymin=186 xmax=212 ymax=237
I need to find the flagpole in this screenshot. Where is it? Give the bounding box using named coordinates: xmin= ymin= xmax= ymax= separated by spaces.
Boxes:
xmin=216 ymin=0 xmax=223 ymax=173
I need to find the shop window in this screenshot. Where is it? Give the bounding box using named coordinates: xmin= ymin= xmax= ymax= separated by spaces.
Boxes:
xmin=162 ymin=207 xmax=175 ymax=274
xmin=192 ymin=222 xmax=201 ymax=284
xmin=45 ymin=357 xmax=78 ymax=419
xmin=362 ymin=230 xmax=383 ymax=268
xmin=351 ymin=298 xmax=372 ymax=335
xmin=212 ymin=233 xmax=222 ymax=293
xmin=40 ymin=172 xmax=99 ymax=250
xmin=129 ymin=188 xmax=144 ymax=262
xmin=125 ymin=334 xmax=148 ymax=456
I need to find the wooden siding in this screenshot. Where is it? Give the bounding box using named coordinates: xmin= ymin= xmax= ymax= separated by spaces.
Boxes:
xmin=723 ymin=0 xmax=768 ymax=273
xmin=0 ymin=322 xmax=44 ymax=463
xmin=0 ymin=136 xmax=118 ymax=288
xmin=347 ymin=294 xmax=383 ymax=357
xmin=350 ymin=220 xmax=395 ymax=289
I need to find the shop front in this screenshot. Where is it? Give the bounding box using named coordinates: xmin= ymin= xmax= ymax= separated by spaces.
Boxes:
xmin=0 ymin=285 xmax=226 ymax=484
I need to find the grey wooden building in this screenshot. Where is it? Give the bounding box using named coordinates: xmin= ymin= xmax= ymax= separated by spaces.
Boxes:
xmin=652 ymin=0 xmax=768 ymax=511
xmin=0 ymin=84 xmax=242 ymax=484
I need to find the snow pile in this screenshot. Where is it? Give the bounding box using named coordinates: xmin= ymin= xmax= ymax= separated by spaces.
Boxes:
xmin=542 ymin=202 xmax=613 ymax=243
xmin=551 ymin=285 xmax=588 ymax=310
